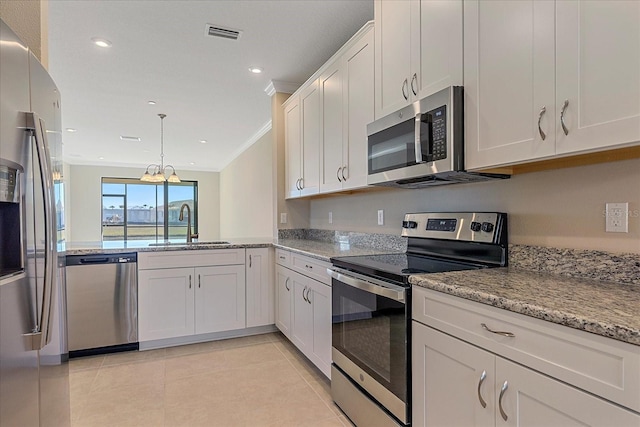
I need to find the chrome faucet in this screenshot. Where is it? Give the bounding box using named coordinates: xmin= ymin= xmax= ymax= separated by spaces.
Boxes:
xmin=178 ymin=203 xmax=198 ymax=243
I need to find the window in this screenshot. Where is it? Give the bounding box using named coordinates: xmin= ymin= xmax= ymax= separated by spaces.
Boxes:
xmin=101 ymin=178 xmax=198 ymax=241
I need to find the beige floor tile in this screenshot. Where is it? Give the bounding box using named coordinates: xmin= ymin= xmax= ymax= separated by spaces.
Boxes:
xmin=339 ymin=415 xmax=355 ymax=426
xmin=223 ymin=342 xmax=286 ymax=369
xmin=267 ymin=416 xmax=346 ymax=427
xmin=165 ymin=397 xmax=245 ymax=427
xmin=101 ymin=348 xmax=166 ymax=367
xmin=69 ymin=355 xmax=104 ymax=372
xmin=218 ymin=333 xmax=273 ymax=349
xmin=164 ymin=349 xmax=229 ymax=381
xmin=272 ymin=338 xmax=300 ymax=360
xmin=91 ymin=359 xmax=165 ymax=392
xmin=245 ymin=385 xmax=336 ymax=426
xmin=308 ymin=378 xmax=333 ymax=404
xmin=164 ymin=339 xmax=228 ymax=358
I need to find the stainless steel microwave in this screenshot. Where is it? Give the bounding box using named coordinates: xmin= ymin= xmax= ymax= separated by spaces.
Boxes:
xmin=367 ymin=86 xmax=508 ymax=188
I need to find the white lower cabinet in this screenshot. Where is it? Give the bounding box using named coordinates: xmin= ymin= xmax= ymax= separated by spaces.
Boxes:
xmin=413 ymin=323 xmax=640 ymax=427
xmin=245 ymin=248 xmax=274 ymax=328
xmin=275 ymin=251 xmax=332 ymax=378
xmin=138 ymin=250 xmax=247 ymax=343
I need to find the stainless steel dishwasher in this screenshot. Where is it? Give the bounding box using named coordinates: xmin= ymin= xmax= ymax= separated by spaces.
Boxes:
xmin=65 ymin=253 xmax=138 ymax=357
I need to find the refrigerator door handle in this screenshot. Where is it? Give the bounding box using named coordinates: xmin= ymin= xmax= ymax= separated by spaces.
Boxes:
xmin=26 ymin=112 xmax=56 ymax=350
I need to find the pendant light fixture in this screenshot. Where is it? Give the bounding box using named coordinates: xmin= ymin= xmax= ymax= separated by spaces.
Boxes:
xmin=140 ymin=113 xmax=181 ymax=183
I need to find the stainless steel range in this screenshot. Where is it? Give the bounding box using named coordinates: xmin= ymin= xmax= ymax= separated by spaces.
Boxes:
xmin=328 ymin=212 xmax=508 ymax=427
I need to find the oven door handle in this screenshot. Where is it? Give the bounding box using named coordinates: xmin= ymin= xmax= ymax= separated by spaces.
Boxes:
xmin=327 ymin=268 xmax=405 ymax=303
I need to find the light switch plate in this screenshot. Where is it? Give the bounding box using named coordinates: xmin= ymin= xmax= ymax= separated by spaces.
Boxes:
xmin=280 ymin=213 xmax=287 ymax=224
xmin=377 ymin=210 xmax=384 ymax=226
xmin=329 ymin=212 xmax=333 ymax=224
xmin=605 ymin=202 xmax=628 ymax=232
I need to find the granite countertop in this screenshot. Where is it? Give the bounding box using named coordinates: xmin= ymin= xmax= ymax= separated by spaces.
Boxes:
xmin=62 ymin=238 xmax=273 ymax=256
xmin=274 ymin=238 xmax=402 ymax=262
xmin=409 ymin=268 xmax=640 ymax=346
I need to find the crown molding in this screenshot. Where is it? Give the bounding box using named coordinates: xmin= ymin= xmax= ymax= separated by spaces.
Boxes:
xmin=264 ymin=80 xmax=300 ymax=96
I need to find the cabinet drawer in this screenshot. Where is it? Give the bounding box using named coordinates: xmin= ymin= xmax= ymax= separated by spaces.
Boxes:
xmin=139 ymin=249 xmax=245 ymax=270
xmin=413 ymin=286 xmax=640 ymax=413
xmin=291 ymin=253 xmax=331 ymax=285
xmin=275 ymin=249 xmax=291 ymax=267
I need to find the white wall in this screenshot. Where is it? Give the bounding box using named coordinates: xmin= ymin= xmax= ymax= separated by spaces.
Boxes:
xmin=219 ymin=129 xmax=274 ymax=239
xmin=310 ymin=158 xmax=640 ymax=254
xmin=67 ymin=165 xmax=220 ymax=242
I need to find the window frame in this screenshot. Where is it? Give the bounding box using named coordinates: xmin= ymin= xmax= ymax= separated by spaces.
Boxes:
xmin=101 ymin=177 xmax=198 ymax=241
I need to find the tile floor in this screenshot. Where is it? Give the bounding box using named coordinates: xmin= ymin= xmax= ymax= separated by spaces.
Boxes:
xmin=69 ymin=332 xmax=353 ymax=427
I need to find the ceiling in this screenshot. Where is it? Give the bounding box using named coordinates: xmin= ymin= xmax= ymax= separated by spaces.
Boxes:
xmin=48 ymin=0 xmax=373 ymax=172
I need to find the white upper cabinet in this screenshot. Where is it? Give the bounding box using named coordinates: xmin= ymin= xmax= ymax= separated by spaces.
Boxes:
xmin=300 ymin=80 xmax=321 ymax=197
xmin=465 ymin=0 xmax=640 ymax=170
xmin=555 ymin=0 xmax=640 ymax=155
xmin=320 ymin=25 xmax=374 ymax=193
xmin=375 ymin=0 xmax=463 ymax=119
xmin=284 ymin=95 xmax=302 ymax=199
xmin=464 ymin=0 xmax=556 ymax=170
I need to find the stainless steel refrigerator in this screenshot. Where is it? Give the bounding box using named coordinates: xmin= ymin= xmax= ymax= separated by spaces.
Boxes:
xmin=0 ymin=19 xmax=70 ymax=427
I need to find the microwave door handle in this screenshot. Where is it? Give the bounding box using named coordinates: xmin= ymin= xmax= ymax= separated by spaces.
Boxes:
xmin=26 ymin=112 xmax=56 ymax=350
xmin=414 ymin=114 xmax=423 ymax=163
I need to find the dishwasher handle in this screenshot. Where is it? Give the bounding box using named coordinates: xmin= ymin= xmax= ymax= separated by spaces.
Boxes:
xmin=66 ymin=253 xmax=137 ymax=266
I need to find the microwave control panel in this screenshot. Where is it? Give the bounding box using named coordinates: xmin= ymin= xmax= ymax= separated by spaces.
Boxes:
xmin=422 ymin=105 xmax=447 ymax=162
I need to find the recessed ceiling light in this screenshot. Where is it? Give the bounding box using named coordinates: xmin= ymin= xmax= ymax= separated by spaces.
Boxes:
xmin=199 ymin=140 xmax=207 ymax=144
xmin=189 ymin=162 xmax=196 ymax=165
xmin=120 ymin=135 xmax=141 ymax=142
xmin=147 ymin=101 xmax=156 ymax=105
xmin=98 ymin=156 xmax=105 ymax=160
xmin=91 ymin=37 xmax=112 ymax=48
xmin=66 ymin=128 xmax=77 ymax=133
xmin=249 ymin=66 xmax=263 ymax=74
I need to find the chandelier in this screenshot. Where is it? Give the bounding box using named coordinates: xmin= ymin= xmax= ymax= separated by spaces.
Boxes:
xmin=140 ymin=113 xmax=180 ymax=183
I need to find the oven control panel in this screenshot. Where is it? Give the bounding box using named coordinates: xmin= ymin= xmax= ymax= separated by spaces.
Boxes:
xmin=401 ymin=212 xmax=507 ymax=244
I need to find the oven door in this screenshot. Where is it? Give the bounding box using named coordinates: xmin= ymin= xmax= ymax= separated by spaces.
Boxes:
xmin=329 ymin=268 xmax=409 ymax=424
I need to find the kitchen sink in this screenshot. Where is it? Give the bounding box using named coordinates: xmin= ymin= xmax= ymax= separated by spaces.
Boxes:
xmin=148 ymin=241 xmax=230 ymax=247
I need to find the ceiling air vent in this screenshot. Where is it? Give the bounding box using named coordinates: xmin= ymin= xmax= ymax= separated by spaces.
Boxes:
xmin=204 ymin=24 xmax=242 ymax=41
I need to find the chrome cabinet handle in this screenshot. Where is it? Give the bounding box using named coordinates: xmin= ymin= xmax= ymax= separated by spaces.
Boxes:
xmin=402 ymin=78 xmax=409 ymax=100
xmin=198 ymin=274 xmax=201 ymax=288
xmin=537 ymin=106 xmax=546 ymax=141
xmin=498 ymin=381 xmax=509 ymax=421
xmin=337 ymin=167 xmax=342 ymax=182
xmin=285 ymin=277 xmax=290 ymax=291
xmin=295 ymin=178 xmax=301 ymax=190
xmin=477 ymin=370 xmax=487 ymax=408
xmin=299 ymin=178 xmax=304 ymax=190
xmin=302 ymin=286 xmax=308 ymax=302
xmin=341 ymin=166 xmax=347 ymax=181
xmin=481 ymin=323 xmax=515 ymax=338
xmin=410 ymin=73 xmax=418 ymax=96
xmin=249 ymin=255 xmax=252 ymax=268
xmin=306 ymin=288 xmax=311 ymax=304
xmin=560 ymin=99 xmax=569 ymax=135
xmin=189 ymin=275 xmax=192 ymax=289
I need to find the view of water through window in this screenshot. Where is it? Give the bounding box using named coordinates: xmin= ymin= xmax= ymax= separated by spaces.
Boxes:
xmin=101 ymin=178 xmax=197 ymax=241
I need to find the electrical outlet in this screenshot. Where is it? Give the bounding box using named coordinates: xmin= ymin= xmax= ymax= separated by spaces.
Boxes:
xmin=377 ymin=210 xmax=384 ymax=226
xmin=329 ymin=212 xmax=333 ymax=224
xmin=280 ymin=213 xmax=287 ymax=224
xmin=605 ymin=203 xmax=628 ymax=232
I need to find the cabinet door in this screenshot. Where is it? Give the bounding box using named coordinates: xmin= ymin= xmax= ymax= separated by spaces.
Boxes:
xmin=284 ymin=96 xmax=301 ymax=199
xmin=497 ymin=357 xmax=640 ymax=427
xmin=343 ymin=26 xmax=374 ymax=191
xmin=464 ymin=0 xmax=556 ymax=170
xmin=375 ymin=0 xmax=413 ymax=119
xmin=194 ymin=265 xmax=246 ymax=334
xmin=275 ymin=265 xmax=293 ymax=338
xmin=416 ymin=0 xmax=463 ymax=99
xmin=291 ymin=274 xmax=313 ymax=354
xmin=555 ymin=1 xmax=640 ymax=155
xmin=300 ymin=80 xmax=320 ymax=197
xmin=246 ymin=248 xmax=274 ymax=328
xmin=412 ymin=323 xmax=495 ymax=427
xmin=319 ymin=61 xmax=344 ymax=193
xmin=138 ymin=268 xmax=195 ymax=341
xmin=308 ymin=279 xmax=332 ymax=378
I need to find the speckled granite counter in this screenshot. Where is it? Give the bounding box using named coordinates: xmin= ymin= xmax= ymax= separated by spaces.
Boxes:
xmin=273 ymin=239 xmax=402 ymax=262
xmin=62 ymin=238 xmax=273 ymax=256
xmin=409 ymin=268 xmax=640 ymax=346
